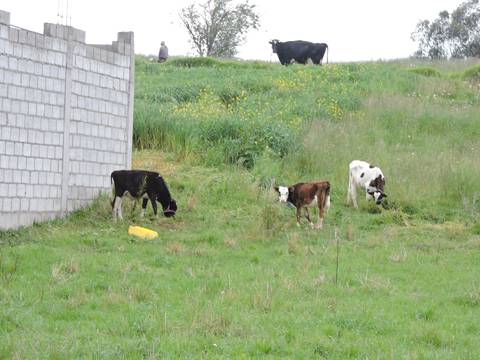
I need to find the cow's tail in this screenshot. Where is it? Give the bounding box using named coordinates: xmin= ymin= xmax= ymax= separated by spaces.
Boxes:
xmin=326 ymin=44 xmax=329 ymax=64
xmin=324 ymin=182 xmax=331 ymax=211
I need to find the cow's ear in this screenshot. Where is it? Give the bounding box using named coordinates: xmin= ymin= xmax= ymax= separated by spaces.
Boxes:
xmin=274 ymin=186 xmax=279 ymax=193
xmin=288 ymin=187 xmax=294 ymax=193
xmin=383 ymin=193 xmax=387 ymax=198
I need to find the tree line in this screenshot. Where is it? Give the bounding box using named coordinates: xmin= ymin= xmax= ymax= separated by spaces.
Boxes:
xmin=175 ymin=0 xmax=480 ymax=60
xmin=411 ymin=0 xmax=480 ymax=59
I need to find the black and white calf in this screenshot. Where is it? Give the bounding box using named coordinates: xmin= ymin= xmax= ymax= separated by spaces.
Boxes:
xmin=347 ymin=160 xmax=387 ymax=208
xmin=111 ymin=170 xmax=177 ymax=220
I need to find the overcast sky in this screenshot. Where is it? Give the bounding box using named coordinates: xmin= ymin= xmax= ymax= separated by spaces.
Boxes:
xmin=1 ymin=0 xmax=464 ymax=62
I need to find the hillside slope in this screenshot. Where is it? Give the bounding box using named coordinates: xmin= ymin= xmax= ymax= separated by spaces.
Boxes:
xmin=1 ymin=58 xmax=479 ymax=358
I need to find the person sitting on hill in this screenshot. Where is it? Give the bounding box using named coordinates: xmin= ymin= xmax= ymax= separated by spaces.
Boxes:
xmin=158 ymin=41 xmax=169 ymax=63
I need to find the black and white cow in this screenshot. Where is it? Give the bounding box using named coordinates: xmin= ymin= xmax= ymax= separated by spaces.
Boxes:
xmin=347 ymin=160 xmax=387 ymax=208
xmin=111 ymin=170 xmax=177 ymax=220
xmin=269 ymin=40 xmax=328 ymax=65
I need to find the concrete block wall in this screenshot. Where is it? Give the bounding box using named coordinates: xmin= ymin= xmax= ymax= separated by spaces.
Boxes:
xmin=0 ymin=10 xmax=135 ymax=229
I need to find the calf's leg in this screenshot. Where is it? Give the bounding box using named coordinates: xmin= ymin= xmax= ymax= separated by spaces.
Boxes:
xmin=148 ymin=194 xmax=158 ymax=217
xmin=304 ymin=208 xmax=314 ymax=228
xmin=315 ymin=192 xmax=325 ymax=229
xmin=315 ymin=205 xmax=324 ymax=229
xmin=115 ymin=196 xmax=123 ymax=220
xmin=112 ymin=196 xmax=124 ymax=221
xmin=296 ymin=206 xmax=302 ymax=227
xmin=141 ymin=198 xmax=148 ymax=218
xmin=348 ymin=182 xmax=358 ymax=208
xmin=112 ymin=196 xmax=118 ymax=220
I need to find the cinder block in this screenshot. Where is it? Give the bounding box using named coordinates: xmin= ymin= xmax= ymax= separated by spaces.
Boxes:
xmin=18 ymin=120 xmax=26 ymax=136
xmin=27 ymin=31 xmax=36 ymax=46
xmin=26 ymin=157 xmax=34 ymax=170
xmin=14 ymin=142 xmax=23 ymax=155
xmin=41 ymin=118 xmax=49 ymax=131
xmin=38 ymin=172 xmax=46 ymax=185
xmin=42 ymin=158 xmax=51 ymax=171
xmin=0 ymin=183 xmax=7 ymax=196
xmin=5 ymin=141 xmax=14 ymax=155
xmin=13 ymin=44 xmax=22 ymax=57
xmin=21 ymin=171 xmax=29 ymax=183
xmin=17 ymin=184 xmax=26 ymax=197
xmin=0 ymin=11 xmax=11 ymax=26
xmin=34 ymin=158 xmax=42 ymax=171
xmin=21 ymin=198 xmax=29 ymax=211
xmin=18 ymin=156 xmax=26 ymax=170
xmin=29 ymin=198 xmax=37 ymax=211
xmin=11 ymin=198 xmax=20 ymax=212
xmin=10 ymin=127 xmax=20 ymax=141
xmin=3 ymin=198 xmax=12 ymax=212
xmin=1 ymin=126 xmax=11 ymax=142
xmin=46 ymin=170 xmax=54 ymax=184
xmin=36 ymin=131 xmax=44 ymax=144
xmin=7 ymin=85 xmax=17 ymax=99
xmin=20 ymin=101 xmax=28 ymax=115
xmin=8 ymin=155 xmax=17 ymax=169
xmin=4 ymin=169 xmax=13 ymax=182
xmin=30 ymin=171 xmax=38 ymax=184
xmin=0 ymin=39 xmax=13 ymax=55
xmin=28 ymin=102 xmax=36 ymax=115
xmin=49 ymin=186 xmax=57 ymax=198
xmin=35 ymin=33 xmax=44 ymax=48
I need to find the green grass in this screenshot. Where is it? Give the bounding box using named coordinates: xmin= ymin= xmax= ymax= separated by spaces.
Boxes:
xmin=1 ymin=56 xmax=480 ymax=357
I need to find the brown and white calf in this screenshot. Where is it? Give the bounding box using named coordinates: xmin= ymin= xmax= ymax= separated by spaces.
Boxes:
xmin=347 ymin=160 xmax=387 ymax=208
xmin=111 ymin=170 xmax=177 ymax=220
xmin=274 ymin=181 xmax=331 ymax=229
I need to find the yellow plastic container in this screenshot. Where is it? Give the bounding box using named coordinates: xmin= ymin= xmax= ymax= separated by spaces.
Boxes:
xmin=128 ymin=225 xmax=159 ymax=240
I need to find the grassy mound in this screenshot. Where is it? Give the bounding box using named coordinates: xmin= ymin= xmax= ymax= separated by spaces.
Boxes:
xmin=461 ymin=64 xmax=480 ymax=81
xmin=408 ymin=66 xmax=441 ymax=77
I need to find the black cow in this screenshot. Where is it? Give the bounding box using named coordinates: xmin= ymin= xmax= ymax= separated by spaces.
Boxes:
xmin=269 ymin=40 xmax=328 ymax=66
xmin=111 ymin=170 xmax=177 ymax=220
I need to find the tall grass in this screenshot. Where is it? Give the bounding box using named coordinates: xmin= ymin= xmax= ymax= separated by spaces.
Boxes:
xmin=134 ymin=56 xmax=480 ymax=221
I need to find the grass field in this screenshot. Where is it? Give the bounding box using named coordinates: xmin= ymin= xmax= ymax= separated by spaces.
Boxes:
xmin=1 ymin=57 xmax=480 ymax=358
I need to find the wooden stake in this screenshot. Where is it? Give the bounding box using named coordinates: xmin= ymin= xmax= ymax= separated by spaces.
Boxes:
xmin=335 ymin=227 xmax=339 ymax=286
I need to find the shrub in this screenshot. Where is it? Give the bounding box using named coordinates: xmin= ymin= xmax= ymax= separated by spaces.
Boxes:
xmin=461 ymin=65 xmax=480 ymax=81
xmin=408 ymin=67 xmax=441 ymax=77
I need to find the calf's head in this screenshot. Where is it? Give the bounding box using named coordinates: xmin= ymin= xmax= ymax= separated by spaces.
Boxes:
xmin=163 ymin=199 xmax=177 ymax=217
xmin=274 ymin=186 xmax=291 ymax=203
xmin=367 ymin=175 xmax=386 ymax=205
xmin=367 ymin=188 xmax=387 ymax=205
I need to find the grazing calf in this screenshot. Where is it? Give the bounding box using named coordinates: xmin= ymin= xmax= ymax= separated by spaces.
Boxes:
xmin=347 ymin=160 xmax=387 ymax=208
xmin=275 ymin=181 xmax=331 ymax=229
xmin=111 ymin=170 xmax=177 ymax=220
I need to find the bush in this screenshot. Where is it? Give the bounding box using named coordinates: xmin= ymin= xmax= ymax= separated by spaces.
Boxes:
xmin=167 ymin=57 xmax=221 ymax=68
xmin=461 ymin=65 xmax=480 ymax=81
xmin=408 ymin=67 xmax=441 ymax=77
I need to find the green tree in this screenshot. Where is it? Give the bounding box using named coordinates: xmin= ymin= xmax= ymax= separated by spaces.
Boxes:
xmin=411 ymin=0 xmax=480 ymax=59
xmin=179 ymin=0 xmax=260 ymax=57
